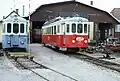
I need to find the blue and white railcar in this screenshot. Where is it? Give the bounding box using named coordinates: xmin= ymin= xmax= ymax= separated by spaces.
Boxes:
xmin=2 ymin=11 xmax=28 ymax=50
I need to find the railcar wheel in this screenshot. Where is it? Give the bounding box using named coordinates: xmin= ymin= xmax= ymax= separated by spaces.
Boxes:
xmin=43 ymin=43 xmax=46 ymax=46
xmin=55 ymin=47 xmax=59 ymax=51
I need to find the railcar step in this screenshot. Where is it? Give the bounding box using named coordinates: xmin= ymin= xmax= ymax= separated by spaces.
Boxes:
xmin=8 ymin=52 xmax=29 ymax=57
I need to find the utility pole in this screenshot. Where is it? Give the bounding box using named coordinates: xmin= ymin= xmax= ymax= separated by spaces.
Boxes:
xmin=28 ymin=0 xmax=31 ymax=59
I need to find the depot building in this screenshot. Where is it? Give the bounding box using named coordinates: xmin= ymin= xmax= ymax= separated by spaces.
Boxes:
xmin=28 ymin=0 xmax=120 ymax=43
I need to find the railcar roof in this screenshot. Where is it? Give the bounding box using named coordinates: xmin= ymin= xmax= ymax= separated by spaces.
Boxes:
xmin=3 ymin=11 xmax=27 ymax=22
xmin=43 ymin=16 xmax=88 ymax=26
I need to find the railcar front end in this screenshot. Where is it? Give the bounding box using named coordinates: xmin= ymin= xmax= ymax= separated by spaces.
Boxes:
xmin=2 ymin=23 xmax=28 ymax=50
xmin=2 ymin=35 xmax=28 ymax=49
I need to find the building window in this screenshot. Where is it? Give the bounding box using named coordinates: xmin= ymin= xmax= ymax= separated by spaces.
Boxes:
xmin=7 ymin=23 xmax=11 ymax=33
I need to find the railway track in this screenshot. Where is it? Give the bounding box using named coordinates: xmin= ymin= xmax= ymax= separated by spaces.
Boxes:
xmin=5 ymin=51 xmax=78 ymax=81
xmin=68 ymin=53 xmax=120 ymax=72
xmin=46 ymin=46 xmax=120 ymax=73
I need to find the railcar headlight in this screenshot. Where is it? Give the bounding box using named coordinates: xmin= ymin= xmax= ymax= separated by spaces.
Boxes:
xmin=21 ymin=41 xmax=24 ymax=44
xmin=7 ymin=41 xmax=10 ymax=44
xmin=72 ymin=40 xmax=75 ymax=43
xmin=84 ymin=40 xmax=87 ymax=43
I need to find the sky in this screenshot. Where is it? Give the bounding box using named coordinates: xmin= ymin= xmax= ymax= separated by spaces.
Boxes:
xmin=0 ymin=0 xmax=120 ymax=20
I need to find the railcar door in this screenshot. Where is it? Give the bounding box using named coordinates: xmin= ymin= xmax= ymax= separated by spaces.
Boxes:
xmin=12 ymin=23 xmax=19 ymax=46
xmin=61 ymin=23 xmax=66 ymax=45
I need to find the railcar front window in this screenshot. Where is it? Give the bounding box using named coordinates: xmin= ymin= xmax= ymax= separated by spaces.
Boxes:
xmin=77 ymin=24 xmax=82 ymax=33
xmin=72 ymin=23 xmax=76 ymax=33
xmin=7 ymin=23 xmax=11 ymax=33
xmin=84 ymin=24 xmax=87 ymax=33
xmin=13 ymin=23 xmax=19 ymax=34
xmin=20 ymin=24 xmax=24 ymax=33
xmin=67 ymin=24 xmax=69 ymax=33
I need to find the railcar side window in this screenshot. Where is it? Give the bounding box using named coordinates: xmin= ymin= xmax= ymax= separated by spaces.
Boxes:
xmin=72 ymin=23 xmax=76 ymax=33
xmin=84 ymin=24 xmax=87 ymax=33
xmin=50 ymin=27 xmax=52 ymax=34
xmin=54 ymin=26 xmax=56 ymax=34
xmin=48 ymin=27 xmax=50 ymax=34
xmin=13 ymin=23 xmax=19 ymax=34
xmin=66 ymin=24 xmax=69 ymax=33
xmin=52 ymin=26 xmax=53 ymax=34
xmin=7 ymin=23 xmax=11 ymax=33
xmin=26 ymin=24 xmax=28 ymax=33
xmin=43 ymin=28 xmax=47 ymax=34
xmin=57 ymin=25 xmax=60 ymax=33
xmin=20 ymin=24 xmax=24 ymax=33
xmin=3 ymin=24 xmax=5 ymax=33
xmin=88 ymin=24 xmax=90 ymax=38
xmin=77 ymin=24 xmax=82 ymax=33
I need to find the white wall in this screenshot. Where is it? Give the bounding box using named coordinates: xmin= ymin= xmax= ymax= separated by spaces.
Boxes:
xmin=88 ymin=22 xmax=94 ymax=43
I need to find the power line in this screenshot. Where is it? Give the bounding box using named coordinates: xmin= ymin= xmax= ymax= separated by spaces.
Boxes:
xmin=13 ymin=0 xmax=16 ymax=10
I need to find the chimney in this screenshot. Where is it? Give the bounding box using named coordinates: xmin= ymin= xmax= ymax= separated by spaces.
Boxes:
xmin=3 ymin=16 xmax=5 ymax=19
xmin=72 ymin=0 xmax=75 ymax=1
xmin=90 ymin=1 xmax=93 ymax=5
xmin=16 ymin=9 xmax=19 ymax=14
xmin=23 ymin=5 xmax=25 ymax=16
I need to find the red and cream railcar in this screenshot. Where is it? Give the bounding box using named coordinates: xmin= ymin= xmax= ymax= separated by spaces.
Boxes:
xmin=42 ymin=16 xmax=89 ymax=52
